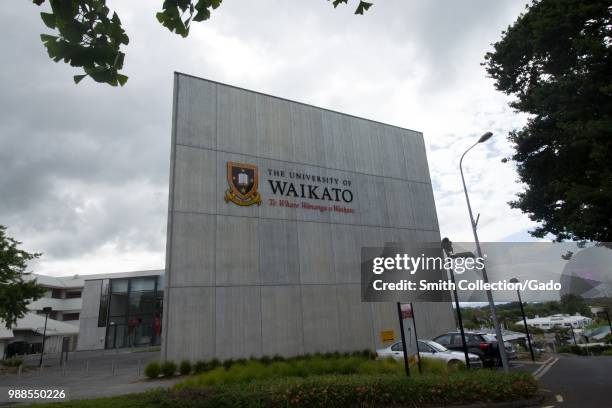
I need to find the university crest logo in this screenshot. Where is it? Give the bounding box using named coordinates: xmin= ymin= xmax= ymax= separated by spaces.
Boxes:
xmin=224 ymin=161 xmax=262 ymax=206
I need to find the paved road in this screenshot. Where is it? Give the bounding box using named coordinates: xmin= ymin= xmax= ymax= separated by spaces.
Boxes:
xmin=538 ymin=354 xmax=612 ymax=408
xmin=0 ymin=350 xmax=174 ymax=404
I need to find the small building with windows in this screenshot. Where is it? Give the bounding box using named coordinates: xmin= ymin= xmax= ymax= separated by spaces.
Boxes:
xmin=76 ymin=270 xmax=164 ymax=350
xmin=26 ymin=273 xmax=84 ymax=326
xmin=1 ymin=274 xmax=83 ymax=359
xmin=520 ymin=313 xmax=593 ymax=330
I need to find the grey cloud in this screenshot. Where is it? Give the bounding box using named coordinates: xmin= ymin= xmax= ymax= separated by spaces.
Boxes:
xmin=1 ymin=0 xmax=532 ymax=273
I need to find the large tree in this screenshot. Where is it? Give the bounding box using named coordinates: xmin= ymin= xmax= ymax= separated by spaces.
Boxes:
xmin=30 ymin=0 xmax=372 ymax=86
xmin=0 ymin=226 xmax=46 ymax=329
xmin=484 ymin=0 xmax=612 ymax=243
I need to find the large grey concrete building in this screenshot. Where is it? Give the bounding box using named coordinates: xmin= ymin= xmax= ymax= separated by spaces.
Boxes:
xmin=162 ymin=73 xmax=455 ymax=362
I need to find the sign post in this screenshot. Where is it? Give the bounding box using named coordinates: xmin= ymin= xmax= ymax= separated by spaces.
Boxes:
xmin=396 ymin=302 xmax=410 ymax=377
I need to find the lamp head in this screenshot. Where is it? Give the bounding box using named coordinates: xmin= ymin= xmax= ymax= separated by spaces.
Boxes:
xmin=509 ymin=278 xmax=519 ymax=284
xmin=478 ymin=132 xmax=493 ymax=143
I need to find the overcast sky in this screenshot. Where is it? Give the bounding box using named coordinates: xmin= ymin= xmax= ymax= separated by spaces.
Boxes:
xmin=1 ymin=0 xmax=541 ymax=277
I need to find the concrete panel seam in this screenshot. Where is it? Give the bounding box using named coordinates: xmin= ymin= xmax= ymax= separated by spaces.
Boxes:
xmin=174 ymin=142 xmax=432 ymax=185
xmin=170 ymin=210 xmax=440 ymax=233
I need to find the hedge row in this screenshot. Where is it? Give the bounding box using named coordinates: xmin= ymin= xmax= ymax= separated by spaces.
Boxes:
xmin=557 ymin=344 xmax=612 ymax=356
xmin=144 ymin=350 xmax=375 ymax=379
xmin=146 ymin=371 xmax=538 ymax=408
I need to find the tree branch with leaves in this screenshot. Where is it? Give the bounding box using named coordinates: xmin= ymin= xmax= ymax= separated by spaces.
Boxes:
xmin=484 ymin=0 xmax=612 ymax=244
xmin=31 ymin=0 xmax=373 ymax=86
xmin=0 ymin=226 xmax=46 ymax=329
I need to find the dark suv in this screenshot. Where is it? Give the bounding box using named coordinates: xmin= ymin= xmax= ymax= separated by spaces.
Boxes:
xmin=432 ymin=332 xmax=515 ymax=367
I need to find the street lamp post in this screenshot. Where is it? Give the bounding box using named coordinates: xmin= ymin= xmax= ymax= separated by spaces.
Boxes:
xmin=605 ymin=310 xmax=612 ymax=334
xmin=570 ymin=326 xmax=578 ymax=346
xmin=39 ymin=306 xmax=52 ymax=367
xmin=460 ymin=131 xmax=509 ymax=372
xmin=509 ymin=278 xmax=535 ymax=362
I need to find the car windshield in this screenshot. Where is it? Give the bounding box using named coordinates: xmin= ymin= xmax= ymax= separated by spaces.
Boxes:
xmin=425 ymin=341 xmax=448 ymax=352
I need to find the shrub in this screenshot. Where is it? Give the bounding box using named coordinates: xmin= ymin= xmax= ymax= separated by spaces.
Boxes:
xmin=174 ymin=353 xmax=495 ymax=391
xmin=144 ymin=362 xmax=160 ymax=379
xmin=1 ymin=357 xmax=23 ymax=367
xmin=222 ymin=359 xmax=234 ymax=371
xmin=271 ymin=354 xmax=285 ymax=363
xmin=179 ymin=360 xmax=192 ymax=375
xmin=558 ymin=344 xmax=612 ymax=356
xmin=176 ymin=354 xmax=406 ymax=390
xmin=193 ymin=361 xmax=206 ymax=374
xmin=418 ymin=356 xmax=450 ymax=374
xmin=171 ymin=371 xmax=538 ymax=407
xmin=588 ymin=344 xmax=612 ymax=355
xmin=601 ymin=349 xmax=612 ymax=356
xmin=557 ymin=345 xmax=582 ymax=355
xmin=161 ymin=361 xmax=177 ymax=377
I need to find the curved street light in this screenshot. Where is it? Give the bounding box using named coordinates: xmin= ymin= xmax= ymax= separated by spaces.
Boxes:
xmin=459 ymin=132 xmax=509 ymax=372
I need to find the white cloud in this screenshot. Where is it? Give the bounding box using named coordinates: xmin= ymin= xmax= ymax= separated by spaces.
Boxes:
xmin=1 ymin=0 xmax=541 ymax=277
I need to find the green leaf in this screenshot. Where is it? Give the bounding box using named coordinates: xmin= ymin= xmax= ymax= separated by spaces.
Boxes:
xmin=155 ymin=11 xmax=167 ymax=24
xmin=116 ymin=73 xmax=128 ymax=86
xmin=73 ymin=74 xmax=87 ymax=84
xmin=40 ymin=12 xmax=56 ymax=29
xmin=40 ymin=33 xmax=57 ymax=42
xmin=355 ymin=1 xmax=372 ymax=15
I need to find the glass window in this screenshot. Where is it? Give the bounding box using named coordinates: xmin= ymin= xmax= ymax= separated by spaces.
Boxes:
xmin=63 ymin=313 xmax=80 ymax=321
xmin=391 ymin=342 xmax=404 ymax=351
xmin=130 ymin=277 xmax=155 ymax=292
xmin=127 ymin=318 xmax=154 ymax=347
xmin=109 ymin=315 xmax=126 ymax=326
xmin=98 ymin=279 xmax=110 ymax=327
xmin=109 ymin=293 xmax=128 ymax=317
xmin=107 ymin=324 xmax=127 ymax=348
xmin=451 ymin=334 xmax=465 ymax=345
xmin=434 ymin=334 xmax=452 ymax=345
xmin=111 ymin=279 xmax=128 ymax=293
xmin=66 ymin=291 xmax=81 ymax=299
xmin=104 ymin=275 xmax=164 ymax=349
xmin=418 ymin=341 xmax=435 ymax=353
xmin=427 ymin=341 xmax=448 ymax=352
xmin=128 ymin=291 xmax=156 ymax=315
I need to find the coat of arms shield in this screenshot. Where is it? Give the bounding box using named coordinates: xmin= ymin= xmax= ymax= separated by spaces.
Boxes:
xmin=224 ymin=162 xmax=262 ymax=206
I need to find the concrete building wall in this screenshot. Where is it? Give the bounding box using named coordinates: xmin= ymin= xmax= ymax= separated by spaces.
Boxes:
xmin=163 ymin=73 xmax=455 ymax=362
xmin=77 ymin=280 xmax=106 ymax=350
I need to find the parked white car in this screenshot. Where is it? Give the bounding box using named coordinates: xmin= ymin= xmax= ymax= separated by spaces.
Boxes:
xmin=376 ymin=340 xmax=483 ymax=368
